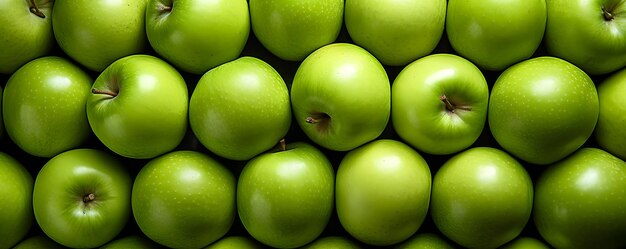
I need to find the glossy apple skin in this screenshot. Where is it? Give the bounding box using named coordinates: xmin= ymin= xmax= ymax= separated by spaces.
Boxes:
xmin=146 ymin=0 xmax=249 ymax=74
xmin=392 ymin=54 xmax=488 ymax=155
xmin=0 ymin=0 xmax=54 ymax=74
xmin=301 ymin=236 xmax=362 ymax=249
xmin=500 ymin=237 xmax=550 ymax=249
xmin=3 ymin=56 xmax=92 ymax=157
xmin=431 ymin=147 xmax=533 ymax=249
xmin=250 ymin=0 xmax=343 ymax=61
xmin=446 ymin=0 xmax=546 ymax=71
xmin=545 ymin=0 xmax=626 ymax=75
xmin=534 ymin=148 xmax=626 ymax=249
xmin=11 ymin=236 xmax=65 ymax=249
xmin=87 ymin=55 xmax=188 ymax=159
xmin=204 ymin=236 xmax=263 ymax=249
xmin=52 ymin=0 xmax=147 ymax=71
xmin=189 ymin=57 xmax=291 ymax=161
xmin=336 ymin=139 xmax=431 ymax=246
xmin=238 ymin=142 xmax=334 ymax=248
xmin=394 ymin=233 xmax=456 ymax=249
xmin=132 ymin=150 xmax=236 ymax=248
xmin=291 ymin=43 xmax=390 ymax=151
xmin=345 ymin=0 xmax=446 ymax=66
xmin=99 ymin=236 xmax=164 ymax=249
xmin=488 ymin=57 xmax=599 ymax=165
xmin=0 ymin=152 xmax=33 ymax=249
xmin=33 ymin=149 xmax=132 ymax=248
xmin=595 ymin=68 xmax=626 ymax=160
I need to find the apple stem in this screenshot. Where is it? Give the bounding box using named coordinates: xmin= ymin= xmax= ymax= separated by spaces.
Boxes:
xmin=83 ymin=193 xmax=96 ymax=203
xmin=158 ymin=4 xmax=172 ymax=12
xmin=91 ymin=88 xmax=118 ymax=97
xmin=305 ymin=117 xmax=320 ymax=124
xmin=279 ymin=138 xmax=286 ymax=151
xmin=440 ymin=95 xmax=471 ymax=113
xmin=603 ymin=7 xmax=615 ymax=21
xmin=29 ymin=0 xmax=46 ymax=18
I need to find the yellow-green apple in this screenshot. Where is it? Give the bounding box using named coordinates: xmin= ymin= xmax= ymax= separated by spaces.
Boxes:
xmin=11 ymin=236 xmax=65 ymax=249
xmin=0 ymin=0 xmax=54 ymax=74
xmin=132 ymin=151 xmax=236 ymax=248
xmin=99 ymin=236 xmax=163 ymax=249
xmin=238 ymin=141 xmax=334 ymax=248
xmin=500 ymin=237 xmax=550 ymax=249
xmin=87 ymin=55 xmax=188 ymax=159
xmin=249 ymin=0 xmax=343 ymax=61
xmin=488 ymin=57 xmax=599 ymax=165
xmin=430 ymin=147 xmax=533 ymax=248
xmin=3 ymin=56 xmax=91 ymax=157
xmin=392 ymin=54 xmax=488 ymax=155
xmin=394 ymin=233 xmax=456 ymax=249
xmin=204 ymin=236 xmax=263 ymax=249
xmin=344 ymin=0 xmax=446 ymax=66
xmin=336 ymin=139 xmax=431 ymax=246
xmin=595 ymin=67 xmax=626 ymax=160
xmin=33 ymin=149 xmax=132 ymax=248
xmin=446 ymin=0 xmax=546 ymax=71
xmin=146 ymin=0 xmax=249 ymax=74
xmin=534 ymin=148 xmax=626 ymax=249
xmin=0 ymin=152 xmax=33 ymax=249
xmin=291 ymin=43 xmax=390 ymax=151
xmin=301 ymin=236 xmax=362 ymax=249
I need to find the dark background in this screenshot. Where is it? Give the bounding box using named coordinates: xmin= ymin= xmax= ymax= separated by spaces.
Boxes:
xmin=0 ymin=15 xmax=609 ymax=248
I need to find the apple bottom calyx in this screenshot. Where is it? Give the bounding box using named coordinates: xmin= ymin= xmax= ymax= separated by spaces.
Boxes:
xmin=29 ymin=0 xmax=46 ymax=18
xmin=603 ymin=6 xmax=616 ymax=21
xmin=440 ymin=95 xmax=471 ymax=113
xmin=83 ymin=193 xmax=96 ymax=203
xmin=305 ymin=113 xmax=331 ymax=132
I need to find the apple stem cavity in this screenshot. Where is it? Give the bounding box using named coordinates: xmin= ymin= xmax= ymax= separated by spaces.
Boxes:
xmin=603 ymin=6 xmax=615 ymax=21
xmin=158 ymin=3 xmax=173 ymax=13
xmin=83 ymin=193 xmax=96 ymax=203
xmin=440 ymin=95 xmax=471 ymax=113
xmin=91 ymin=88 xmax=118 ymax=98
xmin=279 ymin=138 xmax=286 ymax=151
xmin=29 ymin=0 xmax=46 ymax=18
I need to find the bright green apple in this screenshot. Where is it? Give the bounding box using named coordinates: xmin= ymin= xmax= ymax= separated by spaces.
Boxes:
xmin=33 ymin=149 xmax=132 ymax=248
xmin=133 ymin=150 xmax=236 ymax=248
xmin=99 ymin=236 xmax=164 ymax=249
xmin=430 ymin=147 xmax=533 ymax=249
xmin=545 ymin=0 xmax=626 ymax=75
xmin=146 ymin=0 xmax=249 ymax=74
xmin=0 ymin=152 xmax=33 ymax=249
xmin=301 ymin=236 xmax=362 ymax=249
xmin=394 ymin=233 xmax=456 ymax=249
xmin=291 ymin=43 xmax=390 ymax=151
xmin=488 ymin=57 xmax=599 ymax=165
xmin=392 ymin=53 xmax=488 ymax=155
xmin=0 ymin=0 xmax=54 ymax=74
xmin=189 ymin=56 xmax=291 ymax=161
xmin=446 ymin=0 xmax=546 ymax=71
xmin=52 ymin=0 xmax=147 ymax=71
xmin=499 ymin=237 xmax=550 ymax=249
xmin=336 ymin=139 xmax=431 ymax=246
xmin=595 ymin=67 xmax=626 ymax=160
xmin=204 ymin=236 xmax=263 ymax=249
xmin=534 ymin=148 xmax=626 ymax=249
xmin=238 ymin=141 xmax=334 ymax=248
xmin=345 ymin=0 xmax=446 ymax=66
xmin=87 ymin=54 xmax=188 ymax=159
xmin=3 ymin=56 xmax=92 ymax=157
xmin=11 ymin=236 xmax=65 ymax=249
xmin=250 ymin=0 xmax=343 ymax=61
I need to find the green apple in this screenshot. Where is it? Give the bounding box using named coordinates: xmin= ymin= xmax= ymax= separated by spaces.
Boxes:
xmin=146 ymin=0 xmax=249 ymax=74
xmin=4 ymin=56 xmax=92 ymax=157
xmin=189 ymin=56 xmax=291 ymax=161
xmin=0 ymin=152 xmax=33 ymax=249
xmin=0 ymin=0 xmax=54 ymax=74
xmin=336 ymin=139 xmax=431 ymax=246
xmin=430 ymin=147 xmax=533 ymax=249
xmin=205 ymin=236 xmax=263 ymax=249
xmin=52 ymin=0 xmax=147 ymax=71
xmin=238 ymin=141 xmax=334 ymax=248
xmin=11 ymin=236 xmax=65 ymax=249
xmin=394 ymin=233 xmax=456 ymax=249
xmin=87 ymin=54 xmax=188 ymax=159
xmin=545 ymin=0 xmax=626 ymax=75
xmin=488 ymin=56 xmax=599 ymax=165
xmin=291 ymin=43 xmax=390 ymax=151
xmin=33 ymin=149 xmax=132 ymax=248
xmin=446 ymin=0 xmax=546 ymax=71
xmin=392 ymin=53 xmax=488 ymax=155
xmin=250 ymin=0 xmax=343 ymax=61
xmin=345 ymin=0 xmax=446 ymax=66
xmin=132 ymin=150 xmax=236 ymax=248
xmin=100 ymin=236 xmax=164 ymax=249
xmin=301 ymin=236 xmax=362 ymax=249
xmin=534 ymin=148 xmax=626 ymax=249
xmin=595 ymin=67 xmax=626 ymax=160
xmin=499 ymin=237 xmax=550 ymax=249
